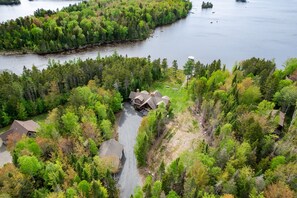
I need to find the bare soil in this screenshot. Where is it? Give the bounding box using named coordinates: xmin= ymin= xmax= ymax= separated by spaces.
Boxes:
xmin=146 ymin=109 xmax=208 ymax=172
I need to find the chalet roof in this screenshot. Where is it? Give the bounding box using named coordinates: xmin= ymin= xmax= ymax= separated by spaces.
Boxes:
xmin=141 ymin=97 xmax=157 ymax=109
xmin=152 ymin=90 xmax=162 ymax=98
xmin=129 ymin=90 xmax=170 ymax=110
xmin=0 ymin=120 xmax=39 ymax=142
xmin=99 ymin=139 xmax=124 ymax=160
xmin=271 ymin=110 xmax=285 ymax=127
xmin=135 ymin=95 xmax=144 ymax=102
xmin=11 ymin=120 xmax=40 ymax=132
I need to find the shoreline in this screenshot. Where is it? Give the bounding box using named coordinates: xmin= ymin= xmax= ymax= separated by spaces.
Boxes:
xmin=0 ymin=38 xmax=145 ymax=56
xmin=0 ymin=14 xmax=189 ymax=57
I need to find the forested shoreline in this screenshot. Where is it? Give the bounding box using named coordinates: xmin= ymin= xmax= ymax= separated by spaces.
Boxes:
xmin=0 ymin=0 xmax=20 ymax=5
xmin=0 ymin=0 xmax=191 ymax=54
xmin=0 ymin=54 xmax=165 ymax=128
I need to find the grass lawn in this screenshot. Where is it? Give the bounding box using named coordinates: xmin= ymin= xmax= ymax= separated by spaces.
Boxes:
xmin=0 ymin=113 xmax=48 ymax=134
xmin=150 ymin=69 xmax=193 ymax=114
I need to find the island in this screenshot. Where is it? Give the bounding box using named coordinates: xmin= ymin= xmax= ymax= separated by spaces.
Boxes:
xmin=0 ymin=0 xmax=20 ymax=5
xmin=202 ymin=1 xmax=213 ymax=9
xmin=0 ymin=0 xmax=192 ymax=54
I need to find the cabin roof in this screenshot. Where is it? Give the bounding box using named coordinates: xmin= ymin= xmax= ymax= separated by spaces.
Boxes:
xmin=99 ymin=139 xmax=124 ymax=160
xmin=0 ymin=120 xmax=39 ymax=141
xmin=129 ymin=90 xmax=170 ymax=110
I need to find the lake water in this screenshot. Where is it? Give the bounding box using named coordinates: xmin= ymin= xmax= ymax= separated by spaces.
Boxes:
xmin=0 ymin=0 xmax=297 ymax=74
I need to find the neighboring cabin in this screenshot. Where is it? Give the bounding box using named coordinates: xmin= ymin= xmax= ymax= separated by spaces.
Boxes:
xmin=99 ymin=139 xmax=124 ymax=173
xmin=129 ymin=90 xmax=170 ymax=113
xmin=0 ymin=120 xmax=39 ymax=145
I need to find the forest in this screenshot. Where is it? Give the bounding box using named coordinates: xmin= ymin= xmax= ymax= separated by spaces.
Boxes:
xmin=0 ymin=54 xmax=166 ymax=197
xmin=0 ymin=0 xmax=20 ymax=5
xmin=0 ymin=54 xmax=165 ymax=128
xmin=0 ymin=0 xmax=191 ymax=54
xmin=0 ymin=56 xmax=297 ymax=197
xmin=134 ymin=58 xmax=297 ymax=198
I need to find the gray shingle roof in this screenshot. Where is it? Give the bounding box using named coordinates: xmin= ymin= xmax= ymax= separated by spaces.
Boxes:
xmin=129 ymin=90 xmax=170 ymax=110
xmin=0 ymin=120 xmax=39 ymax=142
xmin=99 ymin=139 xmax=124 ymax=160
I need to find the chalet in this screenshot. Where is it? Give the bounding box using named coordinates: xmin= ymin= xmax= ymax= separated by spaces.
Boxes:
xmin=129 ymin=90 xmax=170 ymax=111
xmin=99 ymin=139 xmax=124 ymax=173
xmin=0 ymin=120 xmax=39 ymax=145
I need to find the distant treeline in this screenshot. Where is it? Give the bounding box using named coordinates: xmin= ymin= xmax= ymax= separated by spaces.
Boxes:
xmin=0 ymin=54 xmax=168 ymax=128
xmin=0 ymin=0 xmax=20 ymax=5
xmin=0 ymin=0 xmax=192 ymax=54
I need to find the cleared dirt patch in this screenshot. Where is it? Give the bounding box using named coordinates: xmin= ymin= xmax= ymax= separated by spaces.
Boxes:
xmin=147 ymin=109 xmax=207 ymax=171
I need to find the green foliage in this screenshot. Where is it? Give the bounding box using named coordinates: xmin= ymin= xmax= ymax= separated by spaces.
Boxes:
xmin=135 ymin=105 xmax=168 ymax=166
xmin=95 ymin=102 xmax=107 ymax=120
xmin=66 ymin=187 xmax=77 ymax=198
xmin=91 ymin=180 xmax=108 ymax=198
xmin=18 ymin=155 xmax=42 ymax=176
xmin=152 ymin=181 xmax=162 ymax=198
xmin=145 ymin=57 xmax=297 ymax=197
xmin=17 ymin=102 xmax=28 ymax=120
xmin=239 ymin=85 xmax=262 ymax=105
xmin=0 ymin=0 xmax=191 ymax=53
xmin=134 ymin=186 xmax=144 ymax=198
xmin=166 ymin=190 xmax=180 ymax=198
xmin=61 ymin=111 xmax=81 ymax=136
xmin=162 ymin=158 xmax=185 ymax=195
xmin=78 ymin=180 xmax=90 ymax=197
xmin=135 ymin=131 xmax=149 ymax=166
xmin=274 ymin=85 xmax=297 ymax=111
xmin=2 ymin=54 xmax=297 ymax=198
xmin=0 ymin=55 xmax=165 ymax=128
xmin=183 ymin=59 xmax=194 ymax=77
xmin=283 ymin=58 xmax=297 ymax=76
xmin=270 ymin=156 xmax=286 ymax=170
xmin=100 ymin=119 xmax=112 ymax=139
xmin=14 ymin=138 xmax=42 ymax=160
xmin=43 ymin=162 xmax=65 ymax=190
xmin=110 ymin=91 xmax=123 ymax=112
xmin=256 ymin=100 xmax=275 ymax=115
xmin=69 ymin=86 xmax=97 ymax=107
xmin=88 ymin=138 xmax=98 ymax=156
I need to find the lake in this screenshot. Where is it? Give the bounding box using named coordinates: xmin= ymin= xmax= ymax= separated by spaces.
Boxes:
xmin=0 ymin=0 xmax=297 ymax=74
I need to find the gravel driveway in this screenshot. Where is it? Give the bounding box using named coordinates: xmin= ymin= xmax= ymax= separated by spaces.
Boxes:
xmin=118 ymin=103 xmax=143 ymax=198
xmin=0 ymin=145 xmax=12 ymax=168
